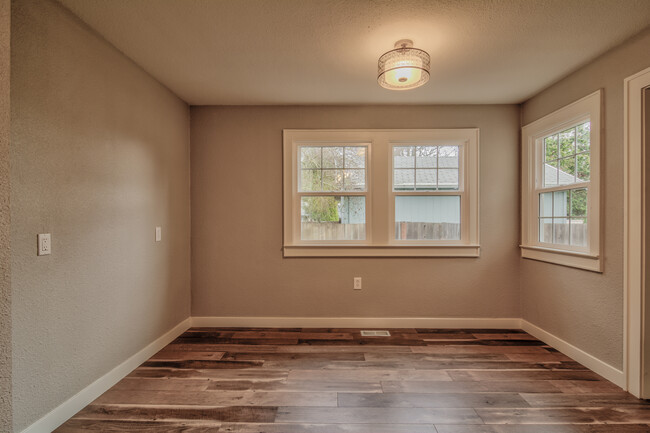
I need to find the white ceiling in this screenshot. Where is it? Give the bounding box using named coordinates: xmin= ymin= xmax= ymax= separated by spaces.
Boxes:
xmin=57 ymin=0 xmax=650 ymax=106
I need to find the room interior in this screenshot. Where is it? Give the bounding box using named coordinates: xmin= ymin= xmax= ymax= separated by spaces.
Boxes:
xmin=3 ymin=0 xmax=650 ymax=431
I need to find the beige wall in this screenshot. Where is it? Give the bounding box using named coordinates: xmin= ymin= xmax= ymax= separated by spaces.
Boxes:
xmin=521 ymin=28 xmax=650 ymax=370
xmin=1 ymin=0 xmax=11 ymax=430
xmin=10 ymin=0 xmax=191 ymax=430
xmin=191 ymin=105 xmax=521 ymax=319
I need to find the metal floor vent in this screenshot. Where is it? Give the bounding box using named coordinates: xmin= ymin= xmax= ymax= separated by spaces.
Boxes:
xmin=360 ymin=330 xmax=391 ymax=337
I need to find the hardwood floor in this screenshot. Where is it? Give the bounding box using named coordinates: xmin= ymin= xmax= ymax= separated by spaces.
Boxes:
xmin=56 ymin=328 xmax=650 ymax=432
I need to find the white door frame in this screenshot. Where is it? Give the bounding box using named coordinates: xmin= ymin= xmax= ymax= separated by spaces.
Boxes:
xmin=624 ymin=66 xmax=650 ymax=398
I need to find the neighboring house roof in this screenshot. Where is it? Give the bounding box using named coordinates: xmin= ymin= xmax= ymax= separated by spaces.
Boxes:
xmin=393 ymin=156 xmax=459 ymax=189
xmin=544 ymin=163 xmax=585 ymax=185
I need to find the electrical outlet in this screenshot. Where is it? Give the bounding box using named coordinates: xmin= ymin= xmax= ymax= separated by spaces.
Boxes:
xmin=354 ymin=277 xmax=362 ymax=290
xmin=155 ymin=226 xmax=162 ymax=242
xmin=37 ymin=233 xmax=51 ymax=256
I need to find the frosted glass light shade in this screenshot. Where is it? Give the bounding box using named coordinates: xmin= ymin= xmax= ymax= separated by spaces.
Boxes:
xmin=377 ymin=39 xmax=430 ymax=91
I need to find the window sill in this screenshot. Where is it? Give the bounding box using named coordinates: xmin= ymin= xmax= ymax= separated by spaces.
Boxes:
xmin=283 ymin=244 xmax=480 ymax=258
xmin=520 ymin=245 xmax=602 ymax=272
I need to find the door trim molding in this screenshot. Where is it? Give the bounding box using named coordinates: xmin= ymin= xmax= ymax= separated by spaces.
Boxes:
xmin=624 ymin=66 xmax=650 ymax=397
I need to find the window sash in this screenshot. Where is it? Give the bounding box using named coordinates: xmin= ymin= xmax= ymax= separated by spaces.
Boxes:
xmin=532 ymin=129 xmax=592 ymax=253
xmin=389 ymin=143 xmax=469 ymax=244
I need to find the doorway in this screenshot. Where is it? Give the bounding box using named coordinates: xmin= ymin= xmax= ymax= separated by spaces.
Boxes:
xmin=624 ymin=67 xmax=650 ymax=398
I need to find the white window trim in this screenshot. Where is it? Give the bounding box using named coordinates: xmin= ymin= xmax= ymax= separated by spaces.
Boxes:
xmin=283 ymin=129 xmax=480 ymax=257
xmin=521 ymin=90 xmax=602 ymax=272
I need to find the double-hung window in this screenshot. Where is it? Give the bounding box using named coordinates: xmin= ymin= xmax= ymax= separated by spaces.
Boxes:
xmin=521 ymin=90 xmax=601 ymax=271
xmin=283 ymin=129 xmax=479 ymax=257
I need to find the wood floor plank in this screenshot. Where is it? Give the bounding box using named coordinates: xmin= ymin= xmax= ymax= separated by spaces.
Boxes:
xmin=72 ymin=404 xmax=277 ymax=422
xmin=275 ymin=406 xmax=482 ymax=424
xmin=54 ymin=419 xmax=222 ymax=432
xmin=222 ymin=352 xmax=366 ymax=361
xmin=448 ymin=370 xmax=602 ymax=382
xmin=520 ymin=393 xmax=650 ymax=407
xmin=150 ymin=350 xmax=226 ymax=360
xmin=435 ymin=425 xmax=650 ymax=433
xmin=111 ymin=377 xmax=211 ymax=392
xmin=141 ymin=360 xmax=263 ymax=369
xmin=206 ymin=379 xmax=382 ymax=393
xmin=411 ymin=346 xmax=552 ymax=354
xmin=217 ymin=422 xmax=437 ymax=432
xmin=94 ymin=390 xmax=337 ymax=407
xmin=287 ymin=369 xmax=452 ymax=382
xmin=127 ymin=368 xmax=289 ymax=381
xmin=338 ymin=392 xmax=530 ymax=408
xmin=381 ymin=380 xmax=563 ymax=394
xmin=476 ymin=407 xmax=650 ymax=424
xmin=365 ymin=352 xmax=510 ymax=362
xmin=549 ymin=380 xmax=627 ymax=394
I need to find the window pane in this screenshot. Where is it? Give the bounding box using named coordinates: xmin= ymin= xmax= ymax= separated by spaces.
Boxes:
xmin=438 ymin=146 xmax=459 ymax=168
xmin=553 ymin=218 xmax=570 ymax=245
xmin=394 ymin=168 xmax=415 ymax=190
xmin=395 ymin=196 xmax=460 ymax=240
xmin=559 ymin=128 xmax=576 ymax=157
xmin=301 ymin=196 xmax=365 ymax=240
xmin=576 ymin=122 xmax=590 ymax=153
xmin=300 ymin=147 xmax=321 ymax=169
xmin=300 ymin=169 xmax=321 ymax=191
xmin=545 ymin=135 xmax=558 ymax=161
xmin=577 ymin=153 xmax=590 ymax=181
xmin=553 ymin=190 xmax=570 ymax=217
xmin=345 ymin=147 xmax=366 ymax=168
xmin=570 ymin=218 xmax=588 ymax=247
xmin=343 ymin=169 xmax=365 ymax=191
xmin=544 ymin=160 xmax=558 ymax=187
xmin=416 ymin=146 xmax=437 ymax=168
xmin=322 ymin=147 xmax=344 ymax=168
xmin=322 ymin=169 xmax=343 ymax=191
xmin=571 ymin=188 xmax=587 ymax=217
xmin=393 ymin=146 xmax=415 ymax=168
xmin=415 ymin=169 xmax=437 ymax=191
xmin=438 ymin=168 xmax=459 ymax=190
xmin=539 ymin=192 xmax=553 ymax=217
xmin=558 ymin=157 xmax=576 ymax=184
xmin=539 ymin=218 xmax=553 ymax=243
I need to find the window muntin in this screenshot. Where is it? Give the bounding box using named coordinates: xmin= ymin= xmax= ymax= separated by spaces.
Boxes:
xmin=297 ymin=145 xmax=368 ymax=242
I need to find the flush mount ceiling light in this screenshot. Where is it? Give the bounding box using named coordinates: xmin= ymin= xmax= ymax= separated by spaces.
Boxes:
xmin=377 ymin=39 xmax=430 ymax=91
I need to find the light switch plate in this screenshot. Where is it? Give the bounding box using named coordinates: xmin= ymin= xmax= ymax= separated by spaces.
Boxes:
xmin=155 ymin=226 xmax=162 ymax=242
xmin=38 ymin=233 xmax=51 ymax=256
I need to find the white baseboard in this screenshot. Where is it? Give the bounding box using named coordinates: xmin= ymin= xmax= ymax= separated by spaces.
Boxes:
xmin=21 ymin=317 xmax=191 ymax=433
xmin=191 ymin=316 xmax=522 ymax=329
xmin=521 ymin=319 xmax=626 ymax=388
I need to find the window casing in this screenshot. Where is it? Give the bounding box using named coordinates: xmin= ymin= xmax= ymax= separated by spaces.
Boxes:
xmin=521 ymin=90 xmax=602 ymax=272
xmin=283 ymin=129 xmax=479 ymax=257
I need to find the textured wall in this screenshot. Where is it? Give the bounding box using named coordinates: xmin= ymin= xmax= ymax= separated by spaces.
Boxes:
xmin=0 ymin=0 xmax=11 ymax=430
xmin=11 ymin=0 xmax=191 ymax=430
xmin=520 ymin=27 xmax=650 ymax=370
xmin=191 ymin=105 xmax=520 ymax=319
